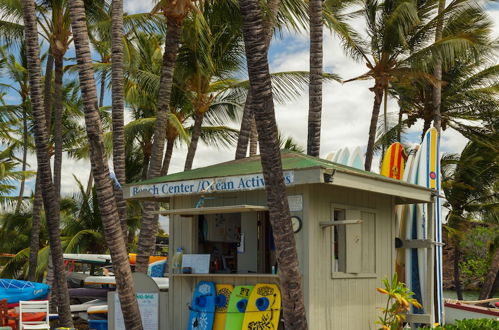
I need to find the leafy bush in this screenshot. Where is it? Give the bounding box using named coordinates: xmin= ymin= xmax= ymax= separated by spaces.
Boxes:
xmin=420 ymin=318 xmax=499 ymax=329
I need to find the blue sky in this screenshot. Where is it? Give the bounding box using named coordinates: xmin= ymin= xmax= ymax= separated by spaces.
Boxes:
xmin=1 ymin=0 xmax=498 ymax=199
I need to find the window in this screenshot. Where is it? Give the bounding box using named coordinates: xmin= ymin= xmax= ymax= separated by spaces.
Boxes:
xmin=331 ymin=205 xmax=376 ymax=277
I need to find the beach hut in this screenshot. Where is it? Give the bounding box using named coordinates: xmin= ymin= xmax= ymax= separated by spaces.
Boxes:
xmin=125 ymin=150 xmax=437 ymax=329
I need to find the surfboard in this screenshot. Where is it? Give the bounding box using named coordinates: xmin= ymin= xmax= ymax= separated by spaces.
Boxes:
xmin=347 ymin=146 xmax=364 ymax=170
xmin=213 ymin=284 xmax=233 ymax=330
xmin=325 ymin=152 xmax=334 ymax=161
xmin=84 ymin=276 xmax=169 ymax=290
xmin=224 ymin=285 xmax=253 ymax=330
xmin=405 ymin=144 xmax=423 ymax=313
xmin=188 ymin=281 xmax=216 ymax=330
xmin=417 ymin=128 xmax=443 ymax=323
xmin=241 ymin=283 xmax=281 ymax=330
xmin=380 ymin=142 xmax=406 ymax=180
xmin=395 ymin=145 xmax=419 ymax=284
xmin=337 ymin=147 xmax=350 ymax=165
xmin=332 ymin=148 xmax=343 ymax=163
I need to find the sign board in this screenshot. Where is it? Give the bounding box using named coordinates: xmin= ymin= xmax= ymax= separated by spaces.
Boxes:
xmin=182 ymin=254 xmax=211 ymax=274
xmin=288 ymin=195 xmax=303 ymax=212
xmin=114 ymin=293 xmax=159 ymax=330
xmin=130 ymin=171 xmax=295 ymax=198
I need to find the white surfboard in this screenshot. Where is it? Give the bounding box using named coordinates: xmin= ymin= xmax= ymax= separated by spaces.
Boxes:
xmin=347 ymin=146 xmax=364 ymax=169
xmin=337 ymin=147 xmax=351 ymax=165
xmin=84 ymin=276 xmax=169 ymax=290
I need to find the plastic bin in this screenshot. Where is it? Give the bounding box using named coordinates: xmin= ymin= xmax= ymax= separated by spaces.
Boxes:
xmin=89 ymin=319 xmax=108 ymax=330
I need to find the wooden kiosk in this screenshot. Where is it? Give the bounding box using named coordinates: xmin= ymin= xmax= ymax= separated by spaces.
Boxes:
xmin=125 ymin=151 xmax=437 ymax=329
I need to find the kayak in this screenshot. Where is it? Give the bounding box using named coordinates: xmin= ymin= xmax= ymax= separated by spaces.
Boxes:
xmin=0 ymin=279 xmax=50 ymax=305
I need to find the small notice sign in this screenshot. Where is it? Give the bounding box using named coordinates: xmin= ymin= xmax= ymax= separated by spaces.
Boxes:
xmin=115 ymin=293 xmax=158 ymax=330
xmin=182 ymin=254 xmax=211 ymax=274
xmin=288 ymin=195 xmax=303 ymax=212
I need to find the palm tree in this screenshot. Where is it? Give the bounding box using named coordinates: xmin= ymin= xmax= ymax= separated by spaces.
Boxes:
xmin=134 ymin=0 xmax=198 ymax=273
xmin=68 ymin=0 xmax=142 ymax=328
xmin=307 ymin=0 xmax=323 ymax=157
xmin=110 ymin=0 xmax=127 ymax=238
xmin=342 ymin=0 xmax=488 ymax=171
xmin=234 ymin=0 xmax=308 ymax=159
xmin=19 ymin=0 xmax=73 ymax=325
xmin=239 ymin=0 xmax=307 ymax=327
xmin=442 ymin=134 xmax=498 ymax=300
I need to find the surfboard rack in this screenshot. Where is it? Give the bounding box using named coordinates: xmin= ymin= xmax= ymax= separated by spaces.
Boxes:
xmin=398 ymin=239 xmax=445 ymax=248
xmin=319 ymin=220 xmax=363 ymax=229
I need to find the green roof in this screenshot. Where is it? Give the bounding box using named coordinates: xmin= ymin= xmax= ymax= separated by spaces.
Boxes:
xmin=129 ymin=150 xmax=387 ymax=186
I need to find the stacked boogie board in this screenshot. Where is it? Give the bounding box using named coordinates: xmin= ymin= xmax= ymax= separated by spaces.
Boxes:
xmin=188 ymin=282 xmax=281 ymax=330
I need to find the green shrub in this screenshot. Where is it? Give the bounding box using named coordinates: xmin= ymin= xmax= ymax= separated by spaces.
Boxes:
xmin=420 ymin=318 xmax=499 ymax=329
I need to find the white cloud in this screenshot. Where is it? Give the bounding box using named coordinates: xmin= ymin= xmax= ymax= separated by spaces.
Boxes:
xmin=124 ymin=0 xmax=156 ymax=14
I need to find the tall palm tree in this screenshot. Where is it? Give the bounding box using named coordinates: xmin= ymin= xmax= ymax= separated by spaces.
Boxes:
xmin=307 ymin=0 xmax=322 ymax=157
xmin=135 ymin=0 xmax=198 ymax=273
xmin=239 ymin=0 xmax=307 ymax=327
xmin=342 ymin=0 xmax=487 ymax=171
xmin=68 ymin=0 xmax=142 ymax=328
xmin=111 ymin=0 xmax=127 ymax=237
xmin=19 ymin=0 xmax=73 ymax=325
xmin=234 ymin=0 xmax=308 ymax=159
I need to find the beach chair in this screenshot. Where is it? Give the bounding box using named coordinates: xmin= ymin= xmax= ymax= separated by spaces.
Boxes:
xmin=18 ymin=301 xmax=49 ymax=330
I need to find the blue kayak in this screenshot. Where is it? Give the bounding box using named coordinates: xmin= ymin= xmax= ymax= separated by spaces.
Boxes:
xmin=0 ymin=279 xmax=50 ymax=304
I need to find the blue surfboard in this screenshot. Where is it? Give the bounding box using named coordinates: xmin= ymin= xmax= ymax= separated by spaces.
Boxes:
xmin=188 ymin=281 xmax=216 ymax=330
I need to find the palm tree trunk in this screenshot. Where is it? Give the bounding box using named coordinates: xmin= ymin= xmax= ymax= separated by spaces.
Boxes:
xmin=239 ymin=0 xmax=308 ymax=327
xmin=160 ymin=139 xmax=174 ymax=176
xmin=432 ymin=0 xmax=445 ymax=133
xmin=364 ymin=87 xmax=383 ymax=171
xmin=68 ymin=1 xmax=142 ymax=328
xmin=86 ymin=170 xmax=94 ymax=196
xmin=99 ymin=71 xmax=106 ymax=108
xmin=15 ymin=104 xmax=29 ymax=213
xmin=249 ymin=116 xmax=258 ymax=156
xmin=235 ymin=0 xmax=279 ymax=159
xmin=453 ymin=243 xmax=463 ymax=300
xmin=53 ymin=54 xmax=64 ymax=199
xmin=136 ymin=20 xmax=182 ymax=272
xmin=44 ymin=52 xmax=53 ymax=130
xmin=184 ymin=111 xmax=204 ymax=171
xmin=20 ymin=0 xmax=73 ymax=325
xmin=307 ymin=0 xmax=322 ymax=157
xmin=27 ymin=178 xmax=42 ymax=281
xmin=235 ymin=95 xmax=253 ymax=159
xmin=479 ymin=248 xmax=499 ymax=300
xmin=111 ymin=0 xmax=128 ymax=238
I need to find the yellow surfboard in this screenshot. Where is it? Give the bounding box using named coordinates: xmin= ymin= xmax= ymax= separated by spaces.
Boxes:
xmin=380 ymin=142 xmax=406 ymax=180
xmin=241 ymin=283 xmax=281 ymax=330
xmin=213 ymin=284 xmax=233 ymax=330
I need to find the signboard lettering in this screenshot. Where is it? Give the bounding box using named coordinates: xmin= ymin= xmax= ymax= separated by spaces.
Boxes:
xmin=130 ymin=171 xmax=294 ymax=197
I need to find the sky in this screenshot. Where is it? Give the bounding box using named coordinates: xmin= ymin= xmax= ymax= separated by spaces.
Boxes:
xmin=4 ymin=0 xmax=499 ymax=203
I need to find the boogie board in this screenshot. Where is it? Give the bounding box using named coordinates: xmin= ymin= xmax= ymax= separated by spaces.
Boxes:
xmin=225 ymin=285 xmax=253 ymax=330
xmin=380 ymin=142 xmax=406 ymax=180
xmin=241 ymin=283 xmax=281 ymax=330
xmin=188 ymin=281 xmax=216 ymax=330
xmin=213 ymin=284 xmax=233 ymax=330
